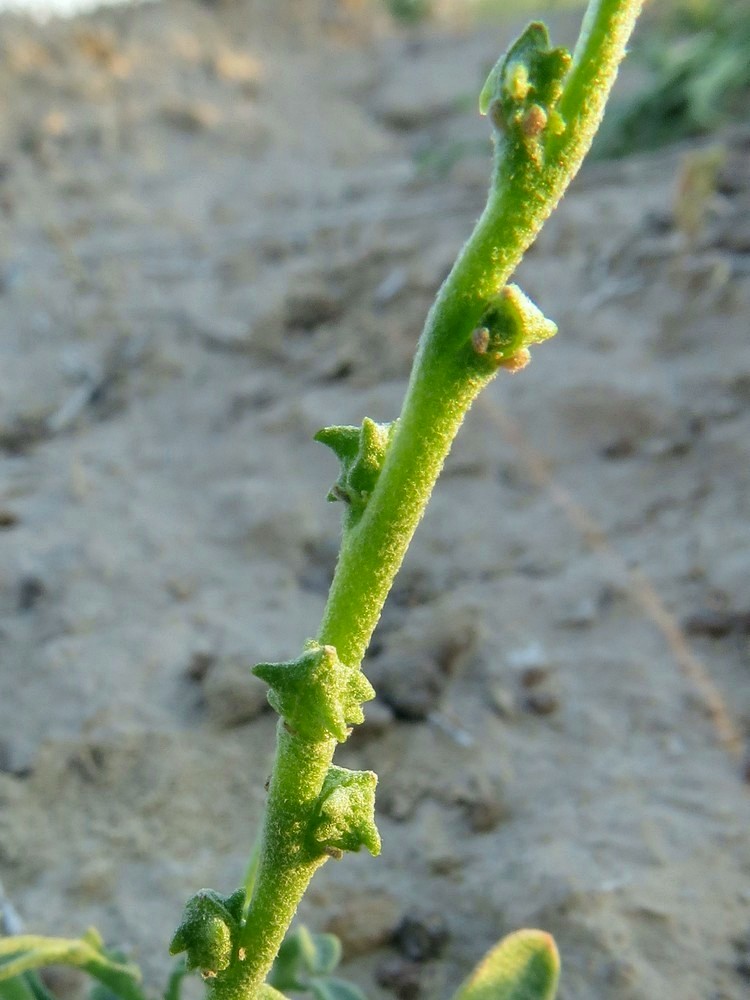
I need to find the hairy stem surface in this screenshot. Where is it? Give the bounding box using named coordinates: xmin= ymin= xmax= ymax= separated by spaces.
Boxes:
xmin=201 ymin=3 xmax=644 ymax=998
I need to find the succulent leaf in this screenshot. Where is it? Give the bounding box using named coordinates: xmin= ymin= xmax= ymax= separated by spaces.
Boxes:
xmin=253 ymin=643 xmax=375 ymax=743
xmin=270 ymin=927 xmax=342 ymax=992
xmin=480 ymin=22 xmax=571 ymax=164
xmin=309 ymin=766 xmax=380 ymax=857
xmin=0 ymin=933 xmax=145 ymax=1000
xmin=315 ymin=418 xmax=397 ymax=522
xmin=309 ymin=979 xmax=368 ymax=1000
xmin=258 ymin=987 xmax=289 ymax=1000
xmin=452 ymin=930 xmax=560 ymax=1000
xmin=472 ymin=285 xmax=556 ymax=371
xmin=168 ymin=889 xmax=244 ymax=975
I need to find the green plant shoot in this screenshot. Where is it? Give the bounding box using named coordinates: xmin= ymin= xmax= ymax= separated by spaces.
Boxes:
xmin=0 ymin=3 xmax=643 ymax=1000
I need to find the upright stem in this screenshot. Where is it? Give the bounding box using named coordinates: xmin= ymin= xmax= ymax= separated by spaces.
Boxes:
xmin=204 ymin=3 xmax=643 ymax=998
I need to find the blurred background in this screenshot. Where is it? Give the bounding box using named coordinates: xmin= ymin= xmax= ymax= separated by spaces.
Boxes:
xmin=1 ymin=2 xmax=749 ymax=1000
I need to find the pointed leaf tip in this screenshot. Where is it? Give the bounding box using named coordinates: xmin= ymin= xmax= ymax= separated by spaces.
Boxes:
xmin=168 ymin=889 xmax=244 ymax=975
xmin=315 ymin=418 xmax=397 ymax=522
xmin=473 ymin=285 xmax=556 ymax=370
xmin=453 ymin=929 xmax=560 ymax=1000
xmin=310 ymin=765 xmax=381 ymax=858
xmin=479 ymin=20 xmax=571 ymax=166
xmin=253 ymin=643 xmax=374 ymax=743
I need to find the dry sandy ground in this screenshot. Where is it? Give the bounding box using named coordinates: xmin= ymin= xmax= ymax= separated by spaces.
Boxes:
xmin=1 ymin=2 xmax=749 ymax=999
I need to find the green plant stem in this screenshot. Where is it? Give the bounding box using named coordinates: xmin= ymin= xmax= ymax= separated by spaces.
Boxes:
xmin=232 ymin=729 xmax=333 ymax=998
xmin=215 ymin=3 xmax=642 ymax=999
xmin=322 ymin=0 xmax=643 ymax=662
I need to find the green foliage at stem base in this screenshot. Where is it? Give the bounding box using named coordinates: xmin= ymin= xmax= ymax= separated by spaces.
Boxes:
xmin=0 ymin=931 xmax=146 ymax=1000
xmin=453 ymin=930 xmax=560 ymax=1000
xmin=269 ymin=927 xmax=366 ymax=1000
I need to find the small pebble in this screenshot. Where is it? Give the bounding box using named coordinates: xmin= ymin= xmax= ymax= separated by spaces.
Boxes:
xmin=520 ymin=666 xmax=551 ymax=688
xmin=487 ymin=681 xmax=516 ymax=719
xmin=600 ymin=437 xmax=636 ymax=460
xmin=69 ymin=857 xmax=116 ymax=902
xmin=524 ymin=691 xmax=559 ymax=716
xmin=376 ymin=958 xmax=423 ymax=1000
xmin=212 ymin=50 xmax=262 ymax=90
xmin=161 ymin=100 xmax=221 ymax=132
xmin=325 ymin=890 xmax=400 ymax=956
xmin=18 ymin=574 xmax=45 ymax=611
xmin=379 ymin=785 xmax=422 ymax=823
xmin=375 ymin=653 xmax=444 ymax=721
xmin=506 ymin=642 xmax=548 ymax=673
xmin=683 ymin=608 xmax=740 ymax=638
xmin=373 ymin=267 xmax=408 ymax=306
xmin=40 ymin=966 xmax=85 ymax=1000
xmin=202 ymin=656 xmax=269 ymax=728
xmin=285 ymin=285 xmax=343 ymax=330
xmin=428 ymin=852 xmax=465 ymax=876
xmin=463 ymin=791 xmax=509 ymax=834
xmin=371 ymin=610 xmax=480 ymax=721
xmin=393 ymin=911 xmax=449 ymax=962
xmin=185 ymin=651 xmax=216 ymax=682
xmin=604 ymin=959 xmax=638 ymax=987
xmin=556 ymin=596 xmax=597 ymax=628
xmin=0 ymin=509 xmax=18 ymax=529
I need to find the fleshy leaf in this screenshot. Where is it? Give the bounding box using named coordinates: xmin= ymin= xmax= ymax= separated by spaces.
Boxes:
xmin=0 ymin=976 xmax=37 ymax=1000
xmin=452 ymin=930 xmax=560 ymax=1000
xmin=169 ymin=888 xmax=244 ymax=975
xmin=309 ymin=766 xmax=380 ymax=857
xmin=253 ymin=643 xmax=374 ymax=743
xmin=258 ymin=986 xmax=289 ymax=1000
xmin=315 ymin=418 xmax=397 ymax=523
xmin=310 ymin=979 xmax=368 ymax=1000
xmin=472 ymin=285 xmax=556 ymax=372
xmin=480 ymin=22 xmax=571 ymax=164
xmin=270 ymin=927 xmax=342 ymax=992
xmin=0 ymin=971 xmax=55 ymax=1000
xmin=163 ymin=960 xmax=188 ymax=1000
xmin=0 ymin=933 xmax=146 ymax=1000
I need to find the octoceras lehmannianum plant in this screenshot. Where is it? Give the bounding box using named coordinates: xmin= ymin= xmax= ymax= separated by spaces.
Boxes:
xmin=0 ymin=3 xmax=643 ymax=1000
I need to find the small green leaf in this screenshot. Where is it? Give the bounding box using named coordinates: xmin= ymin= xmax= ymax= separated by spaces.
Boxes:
xmin=309 ymin=766 xmax=380 ymax=857
xmin=258 ymin=986 xmax=289 ymax=1000
xmin=386 ymin=0 xmax=431 ymax=25
xmin=169 ymin=888 xmax=244 ymax=975
xmin=253 ymin=643 xmax=374 ymax=744
xmin=0 ymin=933 xmax=145 ymax=1000
xmin=11 ymin=976 xmax=55 ymax=1000
xmin=452 ymin=930 xmax=560 ymax=1000
xmin=296 ymin=929 xmax=341 ymax=978
xmin=315 ymin=419 xmax=398 ymax=523
xmin=480 ymin=22 xmax=571 ymax=165
xmin=310 ymin=978 xmax=368 ymax=1000
xmin=472 ymin=285 xmax=556 ymax=373
xmin=314 ymin=426 xmax=361 ymax=478
xmin=270 ymin=927 xmax=342 ymax=992
xmin=0 ymin=974 xmax=37 ymax=1000
xmin=163 ymin=959 xmax=188 ymax=1000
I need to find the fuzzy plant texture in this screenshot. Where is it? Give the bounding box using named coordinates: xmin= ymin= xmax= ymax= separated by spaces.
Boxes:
xmin=0 ymin=4 xmax=642 ymax=1000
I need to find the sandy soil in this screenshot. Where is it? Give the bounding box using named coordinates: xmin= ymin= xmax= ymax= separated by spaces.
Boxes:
xmin=1 ymin=3 xmax=749 ymax=999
